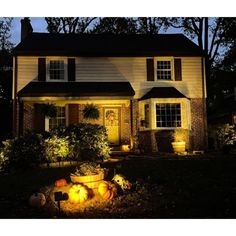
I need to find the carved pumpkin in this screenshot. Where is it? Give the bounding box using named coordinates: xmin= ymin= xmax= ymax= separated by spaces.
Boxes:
xmin=98 ymin=181 xmax=117 ymax=200
xmin=55 ymin=178 xmax=67 ymax=187
xmin=29 ymin=192 xmax=46 ymax=208
xmin=69 ymin=184 xmax=89 ymax=204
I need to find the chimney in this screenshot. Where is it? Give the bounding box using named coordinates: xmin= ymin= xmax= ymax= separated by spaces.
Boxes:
xmin=21 ymin=17 xmax=33 ymax=41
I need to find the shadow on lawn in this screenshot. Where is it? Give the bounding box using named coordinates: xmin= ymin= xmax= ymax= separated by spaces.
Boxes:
xmin=1 ymin=155 xmax=236 ymax=219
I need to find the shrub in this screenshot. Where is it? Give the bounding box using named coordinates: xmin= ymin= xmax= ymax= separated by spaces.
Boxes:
xmin=215 ymin=124 xmax=236 ymax=154
xmin=0 ymin=132 xmax=44 ymax=169
xmin=0 ymin=149 xmax=9 ymax=171
xmin=44 ymin=135 xmax=69 ymax=163
xmin=51 ymin=123 xmax=111 ymax=161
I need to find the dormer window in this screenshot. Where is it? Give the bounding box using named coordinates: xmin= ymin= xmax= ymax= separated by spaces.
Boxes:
xmin=49 ymin=60 xmax=65 ymax=81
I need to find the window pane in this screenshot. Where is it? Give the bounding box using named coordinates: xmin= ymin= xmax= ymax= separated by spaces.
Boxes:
xmin=49 ymin=60 xmax=64 ymax=80
xmin=49 ymin=106 xmax=66 ymax=130
xmin=156 ymin=103 xmax=181 ymax=128
xmin=157 ymin=60 xmax=172 ymax=80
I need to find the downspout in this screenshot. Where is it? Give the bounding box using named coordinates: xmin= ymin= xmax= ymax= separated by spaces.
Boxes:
xmin=130 ymin=99 xmax=134 ymax=149
xmin=12 ymin=55 xmax=18 ymax=136
xmin=201 ymin=56 xmax=208 ymax=149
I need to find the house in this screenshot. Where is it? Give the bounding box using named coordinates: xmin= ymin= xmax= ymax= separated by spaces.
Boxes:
xmin=12 ymin=18 xmax=207 ymax=153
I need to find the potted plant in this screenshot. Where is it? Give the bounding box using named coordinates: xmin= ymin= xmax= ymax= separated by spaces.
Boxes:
xmin=83 ymin=104 xmax=100 ymax=120
xmin=70 ymin=162 xmax=106 ymax=189
xmin=40 ymin=103 xmax=57 ymax=118
xmin=171 ymin=129 xmax=186 ymax=153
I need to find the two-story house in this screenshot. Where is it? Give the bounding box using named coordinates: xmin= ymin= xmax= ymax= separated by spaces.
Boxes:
xmin=12 ymin=18 xmax=207 ymax=153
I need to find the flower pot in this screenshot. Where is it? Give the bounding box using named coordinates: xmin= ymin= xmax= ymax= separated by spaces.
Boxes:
xmin=70 ymin=172 xmax=104 ymax=189
xmin=171 ymin=141 xmax=186 ymax=153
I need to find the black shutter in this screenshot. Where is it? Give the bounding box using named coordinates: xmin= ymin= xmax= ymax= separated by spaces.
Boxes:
xmin=68 ymin=58 xmax=75 ymax=81
xmin=38 ymin=58 xmax=46 ymax=81
xmin=174 ymin=58 xmax=182 ymax=81
xmin=146 ymin=58 xmax=154 ymax=81
xmin=34 ymin=104 xmax=45 ymax=132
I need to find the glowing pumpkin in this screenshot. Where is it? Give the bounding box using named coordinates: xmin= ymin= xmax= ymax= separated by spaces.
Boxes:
xmin=98 ymin=181 xmax=117 ymax=200
xmin=29 ymin=192 xmax=46 ymax=208
xmin=69 ymin=184 xmax=89 ymax=204
xmin=55 ymin=178 xmax=67 ymax=187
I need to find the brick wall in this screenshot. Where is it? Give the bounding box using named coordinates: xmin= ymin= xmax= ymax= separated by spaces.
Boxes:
xmin=190 ymin=98 xmax=207 ymax=150
xmin=23 ymin=103 xmax=34 ymax=133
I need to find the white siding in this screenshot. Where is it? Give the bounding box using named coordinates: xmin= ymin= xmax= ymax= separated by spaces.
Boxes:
xmin=17 ymin=56 xmax=204 ymax=98
xmin=17 ymin=56 xmax=38 ymax=92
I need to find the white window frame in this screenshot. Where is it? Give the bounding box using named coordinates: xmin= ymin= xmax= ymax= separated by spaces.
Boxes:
xmin=140 ymin=102 xmax=151 ymax=129
xmin=46 ymin=58 xmax=67 ymax=82
xmin=155 ymin=57 xmax=175 ymax=81
xmin=45 ymin=105 xmax=67 ymax=131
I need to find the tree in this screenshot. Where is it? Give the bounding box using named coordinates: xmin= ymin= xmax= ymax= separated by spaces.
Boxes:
xmin=163 ymin=17 xmax=234 ymax=69
xmin=45 ymin=17 xmax=97 ymax=34
xmin=0 ymin=17 xmax=13 ymax=50
xmin=91 ymin=17 xmax=137 ymax=34
xmin=0 ymin=17 xmax=13 ymax=140
xmin=136 ymin=17 xmax=165 ymax=34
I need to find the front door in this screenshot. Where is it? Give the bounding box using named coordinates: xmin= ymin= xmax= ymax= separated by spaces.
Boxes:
xmin=104 ymin=107 xmax=120 ymax=145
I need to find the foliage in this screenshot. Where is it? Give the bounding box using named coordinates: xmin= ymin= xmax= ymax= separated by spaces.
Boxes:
xmin=137 ymin=17 xmax=165 ymax=34
xmin=51 ymin=123 xmax=111 ymax=160
xmin=44 ymin=135 xmax=69 ymax=163
xmin=171 ymin=128 xmax=188 ymax=142
xmin=215 ymin=124 xmax=236 ymax=147
xmin=83 ymin=104 xmax=100 ymax=120
xmin=72 ymin=162 xmax=105 ymax=176
xmin=45 ymin=17 xmax=97 ymax=34
xmin=0 ymin=17 xmax=13 ymax=50
xmin=0 ymin=148 xmax=8 ymax=171
xmin=0 ymin=132 xmax=44 ymax=169
xmin=40 ymin=103 xmax=57 ymax=118
xmin=92 ymin=17 xmax=137 ymax=34
xmin=45 ymin=17 xmax=167 ymax=35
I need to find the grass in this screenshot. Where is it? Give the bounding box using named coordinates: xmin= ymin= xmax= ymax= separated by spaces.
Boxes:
xmin=1 ymin=154 xmax=236 ymax=218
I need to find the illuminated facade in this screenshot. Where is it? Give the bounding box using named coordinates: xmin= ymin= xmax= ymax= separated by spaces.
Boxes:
xmin=12 ymin=18 xmax=207 ymax=152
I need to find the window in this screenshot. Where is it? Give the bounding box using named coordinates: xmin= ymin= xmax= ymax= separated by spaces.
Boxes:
xmin=144 ymin=104 xmax=150 ymax=128
xmin=48 ymin=106 xmax=66 ymax=130
xmin=156 ymin=103 xmax=181 ymax=128
xmin=49 ymin=60 xmax=65 ymax=80
xmin=157 ymin=60 xmax=172 ymax=80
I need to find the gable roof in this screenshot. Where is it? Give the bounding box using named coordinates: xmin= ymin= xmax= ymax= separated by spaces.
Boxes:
xmin=139 ymin=87 xmax=187 ymax=100
xmin=13 ymin=33 xmax=204 ymax=57
xmin=17 ymin=82 xmax=135 ymax=97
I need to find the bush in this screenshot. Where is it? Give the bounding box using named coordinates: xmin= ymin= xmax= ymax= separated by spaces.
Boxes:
xmin=51 ymin=123 xmax=111 ymax=161
xmin=0 ymin=132 xmax=44 ymax=169
xmin=44 ymin=135 xmax=69 ymax=163
xmin=0 ymin=149 xmax=9 ymax=171
xmin=211 ymin=124 xmax=236 ymax=154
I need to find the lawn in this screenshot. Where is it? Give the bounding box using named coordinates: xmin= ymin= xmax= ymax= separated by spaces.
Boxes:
xmin=1 ymin=154 xmax=236 ymax=219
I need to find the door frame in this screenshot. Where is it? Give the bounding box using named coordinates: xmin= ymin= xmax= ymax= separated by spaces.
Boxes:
xmin=103 ymin=107 xmax=121 ymax=146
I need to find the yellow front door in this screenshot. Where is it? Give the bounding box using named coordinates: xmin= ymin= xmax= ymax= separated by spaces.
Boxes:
xmin=104 ymin=108 xmax=120 ymax=145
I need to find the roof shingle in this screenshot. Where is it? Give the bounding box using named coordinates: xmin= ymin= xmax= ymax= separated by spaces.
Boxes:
xmin=13 ymin=33 xmax=204 ymax=57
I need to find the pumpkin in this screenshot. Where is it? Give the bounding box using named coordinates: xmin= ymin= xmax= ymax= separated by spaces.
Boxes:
xmin=69 ymin=184 xmax=89 ymax=204
xmin=55 ymin=178 xmax=67 ymax=187
xmin=29 ymin=192 xmax=46 ymax=208
xmin=98 ymin=181 xmax=117 ymax=200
